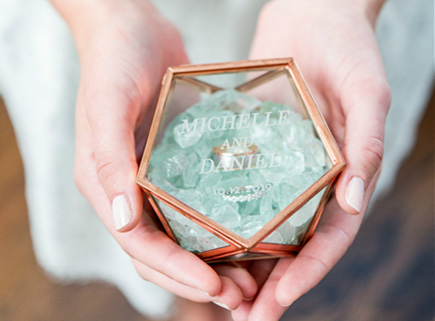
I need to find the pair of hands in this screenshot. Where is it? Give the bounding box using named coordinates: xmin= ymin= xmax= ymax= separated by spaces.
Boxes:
xmin=53 ymin=0 xmax=391 ymax=320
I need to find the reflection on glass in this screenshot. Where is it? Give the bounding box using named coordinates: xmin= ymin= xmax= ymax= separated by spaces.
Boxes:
xmin=146 ymin=71 xmax=331 ymax=252
xmin=263 ymin=187 xmax=327 ymax=245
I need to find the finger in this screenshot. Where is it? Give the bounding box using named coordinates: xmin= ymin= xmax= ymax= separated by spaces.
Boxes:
xmin=275 ymin=169 xmax=379 ymax=307
xmin=133 ymin=259 xmax=243 ymax=310
xmin=248 ymin=259 xmax=278 ymax=291
xmin=230 ymin=259 xmax=278 ymax=321
xmin=78 ymin=55 xmax=150 ymax=232
xmin=231 ymin=300 xmax=253 ymax=321
xmin=75 ymin=130 xmax=223 ymax=297
xmin=275 ymin=201 xmax=360 ymax=307
xmin=245 ymin=259 xmax=290 ymax=321
xmin=213 ymin=264 xmax=258 ymax=300
xmin=334 ymin=46 xmax=391 ymax=215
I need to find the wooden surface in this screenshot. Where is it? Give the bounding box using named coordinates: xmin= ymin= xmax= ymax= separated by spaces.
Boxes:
xmin=0 ymin=93 xmax=433 ymax=321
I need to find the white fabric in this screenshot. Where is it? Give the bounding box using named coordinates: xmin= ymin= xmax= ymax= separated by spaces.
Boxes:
xmin=0 ymin=0 xmax=432 ymax=318
xmin=374 ymin=0 xmax=434 ymax=198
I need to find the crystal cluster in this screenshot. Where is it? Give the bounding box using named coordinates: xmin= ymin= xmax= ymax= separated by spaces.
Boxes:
xmin=148 ymin=89 xmax=329 ymax=253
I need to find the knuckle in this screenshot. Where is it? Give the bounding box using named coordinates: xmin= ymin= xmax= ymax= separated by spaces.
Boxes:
xmin=374 ymin=81 xmax=392 ymax=110
xmin=362 ymin=135 xmax=384 ymax=170
xmin=138 ymin=272 xmax=150 ymax=282
xmin=95 ymin=152 xmax=119 ymax=185
xmin=156 ymin=246 xmax=180 ymax=274
xmin=132 ymin=261 xmax=151 ymax=282
xmin=73 ymin=161 xmax=87 ymax=194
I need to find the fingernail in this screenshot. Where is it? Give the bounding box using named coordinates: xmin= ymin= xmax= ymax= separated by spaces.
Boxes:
xmin=212 ymin=301 xmax=231 ymax=310
xmin=112 ymin=194 xmax=133 ymax=230
xmin=279 ymin=299 xmax=293 ymax=307
xmin=345 ymin=177 xmax=365 ymax=213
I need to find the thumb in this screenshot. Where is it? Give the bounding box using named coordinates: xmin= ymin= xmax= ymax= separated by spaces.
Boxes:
xmin=335 ymin=80 xmax=391 ymax=215
xmin=83 ymin=71 xmax=150 ymax=232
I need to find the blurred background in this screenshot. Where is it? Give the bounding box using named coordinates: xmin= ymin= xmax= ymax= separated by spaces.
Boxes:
xmin=0 ymin=91 xmax=433 ymax=321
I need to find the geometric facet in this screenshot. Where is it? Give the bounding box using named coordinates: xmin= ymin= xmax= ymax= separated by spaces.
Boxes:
xmin=263 ymin=186 xmax=327 ymax=245
xmin=137 ymin=58 xmax=345 ymax=262
xmin=147 ymin=87 xmax=330 ymax=247
xmin=156 ymin=199 xmax=228 ymax=253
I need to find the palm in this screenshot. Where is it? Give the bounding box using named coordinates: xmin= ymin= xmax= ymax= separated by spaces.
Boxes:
xmin=74 ymin=4 xmax=256 ymax=310
xmin=233 ymin=1 xmax=390 ymax=320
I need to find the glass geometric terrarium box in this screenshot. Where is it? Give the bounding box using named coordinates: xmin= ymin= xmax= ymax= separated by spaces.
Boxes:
xmin=137 ymin=58 xmax=345 ymax=263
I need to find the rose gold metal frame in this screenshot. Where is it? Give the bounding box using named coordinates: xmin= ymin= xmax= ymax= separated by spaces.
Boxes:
xmin=136 ymin=58 xmax=345 ymax=263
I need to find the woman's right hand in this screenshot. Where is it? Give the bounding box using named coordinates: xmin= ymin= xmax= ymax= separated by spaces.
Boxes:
xmin=50 ymin=0 xmax=257 ymax=310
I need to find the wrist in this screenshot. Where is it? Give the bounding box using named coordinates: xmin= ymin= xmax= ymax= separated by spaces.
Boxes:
xmin=355 ymin=0 xmax=387 ymax=25
xmin=264 ymin=0 xmax=386 ymax=26
xmin=49 ymin=0 xmax=155 ymax=54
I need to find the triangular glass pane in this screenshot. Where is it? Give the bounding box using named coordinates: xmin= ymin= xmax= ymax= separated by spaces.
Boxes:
xmin=154 ymin=198 xmax=228 ymax=253
xmin=263 ymin=186 xmax=328 ymax=246
xmin=146 ymin=70 xmax=332 ymax=251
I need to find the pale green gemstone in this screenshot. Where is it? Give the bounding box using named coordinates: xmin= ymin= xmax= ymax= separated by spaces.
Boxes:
xmin=198 ymin=171 xmax=222 ymax=188
xmin=148 ymin=169 xmax=178 ymax=194
xmin=218 ymin=171 xmax=250 ymax=189
xmin=159 ymin=151 xmax=190 ymax=183
xmin=169 ymin=215 xmax=227 ymax=253
xmin=173 ymin=122 xmax=203 ymax=149
xmin=250 ymin=126 xmax=273 ymax=149
xmin=204 ymin=109 xmax=235 ymax=140
xmin=240 ymin=217 xmax=264 ymax=238
xmin=259 ymin=192 xmax=274 ymax=219
xmin=174 ymin=189 xmax=206 ymax=214
xmin=148 ymin=89 xmax=330 ymax=251
xmin=149 ymin=143 xmax=176 ymax=167
xmin=240 ymin=198 xmax=259 ymax=216
xmin=211 ymin=202 xmax=241 ymax=230
xmin=285 ymin=151 xmax=305 ymax=177
xmin=307 ymin=137 xmax=326 ymax=168
xmin=259 ymin=167 xmax=285 ymax=185
xmin=264 ymin=229 xmax=284 ymax=243
xmin=183 ymin=153 xmax=199 ymax=188
xmin=277 ymin=221 xmax=297 ymax=244
xmin=157 ymin=200 xmax=180 ymax=220
xmin=288 ymin=191 xmax=322 ymax=227
xmin=275 ymin=176 xmax=301 ymax=210
xmin=248 ymin=170 xmax=265 ymax=185
xmin=196 ymin=232 xmax=228 ymax=252
xmin=301 ymin=119 xmax=314 ymax=135
xmin=265 ymin=220 xmax=298 ymax=244
xmin=192 ymin=141 xmax=213 ymax=158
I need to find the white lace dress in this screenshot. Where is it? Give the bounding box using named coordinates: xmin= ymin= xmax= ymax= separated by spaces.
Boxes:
xmin=0 ymin=0 xmax=432 ymax=318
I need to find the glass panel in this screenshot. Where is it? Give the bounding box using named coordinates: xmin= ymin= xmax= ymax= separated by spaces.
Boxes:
xmin=241 ymin=70 xmax=302 ymax=115
xmin=155 ymin=199 xmax=228 ymax=253
xmin=146 ymin=68 xmax=332 ymax=251
xmin=263 ymin=187 xmax=327 ymax=245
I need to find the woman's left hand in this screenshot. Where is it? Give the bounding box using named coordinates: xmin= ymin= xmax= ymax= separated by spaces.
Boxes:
xmin=232 ymin=0 xmax=391 ymax=320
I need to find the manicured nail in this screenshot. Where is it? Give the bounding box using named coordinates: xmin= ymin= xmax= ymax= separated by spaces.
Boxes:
xmin=212 ymin=301 xmax=231 ymax=310
xmin=112 ymin=194 xmax=133 ymax=230
xmin=345 ymin=177 xmax=365 ymax=213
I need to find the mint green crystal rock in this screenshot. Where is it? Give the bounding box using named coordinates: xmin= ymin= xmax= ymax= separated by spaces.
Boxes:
xmin=148 ymin=89 xmax=329 ymax=253
xmin=173 ymin=123 xmax=203 ymax=148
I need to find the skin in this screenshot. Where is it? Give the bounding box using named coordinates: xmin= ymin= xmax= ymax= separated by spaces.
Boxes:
xmin=50 ymin=0 xmax=390 ymax=320
xmin=53 ymin=0 xmax=256 ymax=314
xmin=233 ymin=1 xmax=390 ymax=320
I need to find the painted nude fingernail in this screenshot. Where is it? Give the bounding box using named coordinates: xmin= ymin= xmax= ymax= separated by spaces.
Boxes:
xmin=345 ymin=177 xmax=365 ymax=213
xmin=112 ymin=194 xmax=133 ymax=230
xmin=212 ymin=301 xmax=231 ymax=310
